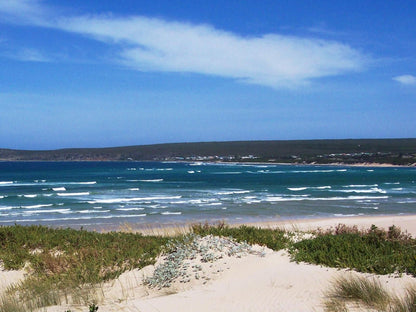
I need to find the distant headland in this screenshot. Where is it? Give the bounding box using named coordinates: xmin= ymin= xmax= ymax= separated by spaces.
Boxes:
xmin=1 ymin=139 xmax=416 ymax=166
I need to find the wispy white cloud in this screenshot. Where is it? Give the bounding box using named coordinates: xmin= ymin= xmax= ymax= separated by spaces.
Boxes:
xmin=13 ymin=48 xmax=50 ymax=62
xmin=0 ymin=0 xmax=367 ymax=88
xmin=56 ymin=15 xmax=365 ymax=88
xmin=393 ymin=74 xmax=416 ymax=86
xmin=0 ymin=0 xmax=49 ymax=25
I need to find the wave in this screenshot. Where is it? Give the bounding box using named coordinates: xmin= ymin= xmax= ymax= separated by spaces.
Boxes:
xmin=0 ymin=214 xmax=148 ymax=223
xmin=0 ymin=206 xmax=14 ymax=210
xmin=0 ymin=196 xmax=4 ymax=199
xmin=89 ymin=195 xmax=182 ymax=204
xmin=53 ymin=187 xmax=66 ymax=191
xmin=333 ymin=213 xmax=362 ymax=217
xmin=336 ymin=188 xmax=386 ymax=194
xmin=23 ymin=208 xmax=71 ymax=214
xmin=288 ymin=187 xmax=308 ymax=191
xmin=216 ymin=190 xmax=251 ymax=195
xmin=23 ymin=194 xmax=38 ymax=198
xmin=57 ymin=192 xmax=90 ymax=196
xmin=22 ymin=204 xmax=54 ymax=209
xmin=343 ymin=184 xmax=378 ymax=188
xmin=116 ymin=207 xmax=145 ymax=211
xmin=203 ymin=202 xmax=222 ymax=206
xmin=264 ymin=195 xmax=388 ymax=202
xmin=139 ymin=179 xmax=164 ymax=182
xmin=291 ymin=169 xmax=336 ymax=173
xmin=78 ymin=210 xmax=111 ymax=214
xmin=161 ymin=211 xmax=182 ymax=215
xmin=128 ymin=188 xmax=140 ymax=191
xmin=288 ymin=186 xmax=332 ymax=191
xmin=76 ymin=181 xmax=97 ymax=185
xmin=188 ymin=170 xmax=195 ymax=174
xmin=212 ymin=172 xmax=243 ymax=175
xmin=0 ymin=181 xmax=13 ymax=185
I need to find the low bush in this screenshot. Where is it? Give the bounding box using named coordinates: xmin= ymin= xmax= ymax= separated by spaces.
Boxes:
xmin=291 ymin=224 xmax=416 ymax=276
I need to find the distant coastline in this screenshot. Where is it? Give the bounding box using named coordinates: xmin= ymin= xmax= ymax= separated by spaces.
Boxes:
xmin=1 ymin=138 xmax=415 ymax=166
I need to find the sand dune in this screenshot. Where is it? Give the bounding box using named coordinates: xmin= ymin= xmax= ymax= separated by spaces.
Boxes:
xmin=2 ymin=215 xmax=416 ymax=312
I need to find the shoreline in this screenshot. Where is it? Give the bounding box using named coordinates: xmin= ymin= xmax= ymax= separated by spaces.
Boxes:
xmin=121 ymin=213 xmax=416 ymax=237
xmin=1 ymin=159 xmax=414 ymax=168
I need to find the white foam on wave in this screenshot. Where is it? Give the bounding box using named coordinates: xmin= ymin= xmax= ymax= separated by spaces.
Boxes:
xmin=139 ymin=179 xmax=164 ymax=182
xmin=161 ymin=211 xmax=182 ymax=215
xmin=76 ymin=181 xmax=97 ymax=185
xmin=203 ymin=202 xmax=222 ymax=206
xmin=333 ymin=213 xmax=361 ymax=217
xmin=116 ymin=207 xmax=145 ymax=211
xmin=23 ymin=208 xmax=71 ymax=214
xmin=188 ymin=170 xmax=195 ymax=174
xmin=264 ymin=195 xmax=388 ymax=202
xmin=79 ymin=210 xmax=111 ymax=214
xmin=288 ymin=186 xmax=331 ymax=191
xmin=89 ymin=195 xmax=182 ymax=204
xmin=291 ymin=169 xmax=335 ymax=173
xmin=0 ymin=206 xmax=13 ymax=210
xmin=336 ymin=188 xmax=386 ymax=194
xmin=22 ymin=204 xmax=54 ymax=209
xmin=127 ymin=168 xmax=137 ymax=171
xmin=343 ymin=184 xmax=378 ymax=188
xmin=212 ymin=172 xmax=243 ymax=175
xmin=288 ymin=187 xmax=308 ymax=191
xmin=2 ymin=214 xmax=148 ymax=223
xmin=128 ymin=188 xmax=140 ymax=191
xmin=58 ymin=192 xmax=90 ymax=196
xmin=0 ymin=181 xmax=13 ymax=185
xmin=216 ymin=190 xmax=251 ymax=195
xmin=189 ymin=162 xmax=204 ymax=166
xmin=23 ymin=194 xmax=38 ymax=198
xmin=53 ymin=187 xmax=66 ymax=191
xmin=0 ymin=196 xmax=4 ymax=199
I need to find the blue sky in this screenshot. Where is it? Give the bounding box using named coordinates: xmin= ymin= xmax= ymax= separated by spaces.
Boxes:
xmin=0 ymin=0 xmax=415 ymax=150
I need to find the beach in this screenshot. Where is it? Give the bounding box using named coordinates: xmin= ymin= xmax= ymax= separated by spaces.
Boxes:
xmin=2 ymin=214 xmax=416 ymax=312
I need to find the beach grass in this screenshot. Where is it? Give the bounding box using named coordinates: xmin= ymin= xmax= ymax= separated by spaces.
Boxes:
xmin=324 ymin=275 xmax=416 ymax=312
xmin=1 ymin=223 xmax=416 ymax=311
xmin=0 ymin=224 xmax=169 ymax=311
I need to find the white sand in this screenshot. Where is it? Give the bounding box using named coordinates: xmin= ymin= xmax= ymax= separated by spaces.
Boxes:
xmin=2 ymin=215 xmax=416 ymax=312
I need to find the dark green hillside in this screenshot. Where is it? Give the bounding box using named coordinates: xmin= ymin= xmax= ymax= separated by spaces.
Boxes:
xmin=1 ymin=138 xmax=416 ymax=165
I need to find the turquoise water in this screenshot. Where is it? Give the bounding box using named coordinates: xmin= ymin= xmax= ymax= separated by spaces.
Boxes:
xmin=0 ymin=162 xmax=415 ymax=229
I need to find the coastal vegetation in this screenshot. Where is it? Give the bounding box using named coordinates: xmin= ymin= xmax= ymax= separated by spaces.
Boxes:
xmin=0 ymin=223 xmax=416 ymax=311
xmin=1 ymin=138 xmax=415 ymax=165
xmin=324 ymin=275 xmax=416 ymax=311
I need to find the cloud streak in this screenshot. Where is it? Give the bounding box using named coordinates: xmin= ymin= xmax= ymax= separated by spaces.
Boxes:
xmin=0 ymin=0 xmax=366 ymax=88
xmin=393 ymin=75 xmax=416 ymax=86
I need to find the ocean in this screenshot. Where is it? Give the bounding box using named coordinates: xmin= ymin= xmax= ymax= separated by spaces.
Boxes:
xmin=0 ymin=161 xmax=415 ymax=230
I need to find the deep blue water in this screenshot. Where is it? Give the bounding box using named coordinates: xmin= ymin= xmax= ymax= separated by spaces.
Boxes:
xmin=0 ymin=161 xmax=415 ymax=229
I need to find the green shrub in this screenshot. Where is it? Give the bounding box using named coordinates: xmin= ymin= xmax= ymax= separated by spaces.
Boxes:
xmin=191 ymin=222 xmax=290 ymax=251
xmin=291 ymin=225 xmax=416 ymax=276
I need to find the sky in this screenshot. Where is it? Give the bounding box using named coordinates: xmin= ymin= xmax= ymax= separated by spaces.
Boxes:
xmin=0 ymin=0 xmax=415 ymax=150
